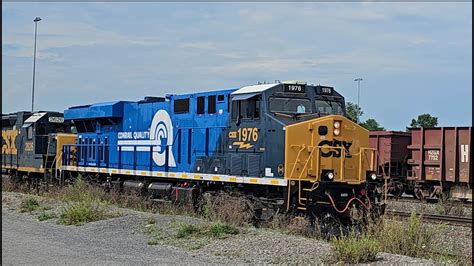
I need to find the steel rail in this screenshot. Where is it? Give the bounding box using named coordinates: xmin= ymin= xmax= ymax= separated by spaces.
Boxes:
xmin=385 ymin=210 xmax=472 ymax=227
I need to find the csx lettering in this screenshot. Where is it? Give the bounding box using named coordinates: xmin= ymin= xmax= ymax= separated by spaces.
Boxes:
xmin=319 ymin=139 xmax=352 ymax=158
xmin=1 ymin=130 xmax=18 ymax=155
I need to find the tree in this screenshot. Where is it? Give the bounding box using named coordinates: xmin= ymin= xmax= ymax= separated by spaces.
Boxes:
xmin=409 ymin=113 xmax=438 ymax=129
xmin=345 ymin=102 xmax=363 ymax=123
xmin=360 ymin=118 xmax=385 ymax=131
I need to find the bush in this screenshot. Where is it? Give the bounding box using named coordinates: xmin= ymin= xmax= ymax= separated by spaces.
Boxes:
xmin=19 ymin=197 xmax=40 ymax=213
xmin=329 ymin=230 xmax=380 ymax=263
xmin=57 ymin=199 xmax=107 ymax=225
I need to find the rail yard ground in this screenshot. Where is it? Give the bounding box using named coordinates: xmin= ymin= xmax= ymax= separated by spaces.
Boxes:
xmin=1 ymin=179 xmax=472 ymax=265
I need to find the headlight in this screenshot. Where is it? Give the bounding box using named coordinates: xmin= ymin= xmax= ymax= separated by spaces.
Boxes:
xmin=334 ymin=121 xmax=341 ymax=129
xmin=370 ymin=173 xmax=377 ymax=180
xmin=334 ymin=128 xmax=340 ymax=136
xmin=327 ymin=172 xmax=334 ymax=180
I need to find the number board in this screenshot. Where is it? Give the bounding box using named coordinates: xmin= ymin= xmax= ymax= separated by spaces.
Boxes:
xmin=48 ymin=117 xmax=64 ymax=123
xmin=316 ymin=85 xmax=334 ymax=95
xmin=283 ymin=84 xmax=306 ymax=93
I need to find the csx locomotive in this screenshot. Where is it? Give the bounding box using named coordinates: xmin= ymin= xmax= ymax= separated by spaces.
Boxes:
xmin=2 ymin=81 xmax=385 ymax=223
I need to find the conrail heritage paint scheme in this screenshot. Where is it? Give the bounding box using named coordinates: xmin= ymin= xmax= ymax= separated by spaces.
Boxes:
xmin=3 ymin=81 xmax=385 ymax=224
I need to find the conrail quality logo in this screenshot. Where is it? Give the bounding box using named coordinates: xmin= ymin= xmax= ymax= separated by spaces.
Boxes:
xmin=117 ymin=109 xmax=176 ymax=167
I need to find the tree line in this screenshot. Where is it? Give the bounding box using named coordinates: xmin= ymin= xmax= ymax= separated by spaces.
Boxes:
xmin=345 ymin=102 xmax=438 ymax=131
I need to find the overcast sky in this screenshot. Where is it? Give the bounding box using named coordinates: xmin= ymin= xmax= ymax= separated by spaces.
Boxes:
xmin=2 ymin=2 xmax=472 ymax=130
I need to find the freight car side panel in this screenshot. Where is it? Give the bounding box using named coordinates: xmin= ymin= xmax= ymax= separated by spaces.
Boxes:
xmin=369 ymin=131 xmax=411 ymax=178
xmin=407 ymin=127 xmax=472 ymax=185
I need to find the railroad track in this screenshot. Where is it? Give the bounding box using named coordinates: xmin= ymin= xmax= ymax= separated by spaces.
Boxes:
xmin=385 ymin=210 xmax=473 ymax=227
xmin=386 ymin=198 xmax=473 ymax=209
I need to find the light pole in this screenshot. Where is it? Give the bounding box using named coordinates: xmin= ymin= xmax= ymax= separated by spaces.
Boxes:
xmin=31 ymin=16 xmax=41 ymax=112
xmin=354 ymin=78 xmax=363 ymax=122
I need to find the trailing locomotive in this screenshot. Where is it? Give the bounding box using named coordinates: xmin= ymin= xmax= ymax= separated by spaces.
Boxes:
xmin=58 ymin=81 xmax=385 ymax=223
xmin=1 ymin=111 xmax=75 ymax=184
xmin=370 ymin=127 xmax=472 ymax=201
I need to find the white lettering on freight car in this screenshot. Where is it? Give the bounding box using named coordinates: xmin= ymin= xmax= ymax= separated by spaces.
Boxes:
xmin=427 ymin=150 xmax=439 ymax=161
xmin=461 ymin=144 xmax=469 ymax=163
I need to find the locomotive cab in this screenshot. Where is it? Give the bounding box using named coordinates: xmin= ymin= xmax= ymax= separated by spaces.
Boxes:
xmin=228 ymin=81 xmax=382 ymax=219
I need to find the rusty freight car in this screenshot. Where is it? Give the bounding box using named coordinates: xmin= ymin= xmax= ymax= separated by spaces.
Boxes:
xmin=369 ymin=131 xmax=412 ymax=197
xmin=407 ymin=127 xmax=472 ymax=201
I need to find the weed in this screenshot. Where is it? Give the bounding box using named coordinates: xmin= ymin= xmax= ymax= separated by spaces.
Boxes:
xmin=58 ymin=177 xmax=106 ymax=203
xmin=19 ymin=197 xmax=40 ymax=213
xmin=176 ymin=224 xmax=201 ymax=238
xmin=37 ymin=211 xmax=57 ymax=221
xmin=199 ymin=193 xmax=252 ymax=227
xmin=147 ymin=239 xmax=159 ymax=246
xmin=209 ymin=222 xmax=239 ymax=238
xmin=146 ymin=216 xmax=156 ymax=224
xmin=328 ymin=230 xmax=380 ymax=264
xmin=57 ymin=199 xmax=107 ymax=225
xmin=376 ymin=210 xmax=438 ymax=258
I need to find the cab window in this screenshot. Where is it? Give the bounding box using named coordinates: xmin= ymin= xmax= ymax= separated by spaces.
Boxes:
xmin=315 ymin=99 xmax=344 ymax=115
xmin=269 ymin=97 xmax=311 ymax=114
xmin=231 ymin=96 xmax=260 ymax=120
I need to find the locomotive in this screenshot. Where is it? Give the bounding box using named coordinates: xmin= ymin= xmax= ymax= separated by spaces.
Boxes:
xmin=3 ymin=81 xmax=385 ymax=224
xmin=2 ymin=111 xmax=74 ymax=185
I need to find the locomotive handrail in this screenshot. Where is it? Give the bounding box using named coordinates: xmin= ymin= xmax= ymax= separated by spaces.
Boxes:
xmin=62 ymin=143 xmax=173 ymax=173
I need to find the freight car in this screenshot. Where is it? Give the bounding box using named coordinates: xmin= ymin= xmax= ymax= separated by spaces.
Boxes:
xmin=370 ymin=127 xmax=472 ymax=201
xmin=1 ymin=111 xmax=75 ymax=185
xmin=58 ymin=81 xmax=385 ymax=224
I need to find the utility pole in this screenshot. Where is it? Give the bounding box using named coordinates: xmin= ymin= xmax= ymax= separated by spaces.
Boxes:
xmin=31 ymin=17 xmax=42 ymax=112
xmin=354 ymin=78 xmax=363 ymax=122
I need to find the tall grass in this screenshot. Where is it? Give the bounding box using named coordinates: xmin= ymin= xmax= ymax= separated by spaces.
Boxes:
xmin=328 ymin=210 xmax=444 ymax=263
xmin=57 ymin=199 xmax=107 ymax=225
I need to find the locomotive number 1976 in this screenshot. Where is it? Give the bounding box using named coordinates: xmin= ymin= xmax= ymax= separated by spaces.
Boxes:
xmin=229 ymin=127 xmax=259 ymax=142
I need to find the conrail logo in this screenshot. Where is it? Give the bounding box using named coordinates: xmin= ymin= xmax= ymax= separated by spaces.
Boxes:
xmin=117 ymin=109 xmax=176 ymax=167
xmin=318 ymin=139 xmax=352 ymax=158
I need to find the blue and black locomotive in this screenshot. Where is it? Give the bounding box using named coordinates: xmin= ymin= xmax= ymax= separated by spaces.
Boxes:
xmin=57 ymin=80 xmax=384 ymax=222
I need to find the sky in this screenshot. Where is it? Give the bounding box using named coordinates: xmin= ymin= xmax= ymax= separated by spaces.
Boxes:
xmin=2 ymin=2 xmax=472 ymax=130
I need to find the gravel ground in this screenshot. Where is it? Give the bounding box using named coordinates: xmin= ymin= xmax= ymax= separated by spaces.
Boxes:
xmin=1 ymin=191 xmax=455 ymax=265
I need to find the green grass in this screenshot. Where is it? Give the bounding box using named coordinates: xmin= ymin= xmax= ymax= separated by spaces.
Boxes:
xmin=209 ymin=222 xmax=239 ymax=239
xmin=19 ymin=197 xmax=40 ymax=213
xmin=176 ymin=224 xmax=201 ymax=238
xmin=37 ymin=211 xmax=57 ymax=221
xmin=59 ymin=177 xmax=106 ymax=203
xmin=57 ymin=199 xmax=107 ymax=226
xmin=146 ymin=220 xmax=239 ymax=250
xmin=328 ymin=230 xmax=380 ymax=263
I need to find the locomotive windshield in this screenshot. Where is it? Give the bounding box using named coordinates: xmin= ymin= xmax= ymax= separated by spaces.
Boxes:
xmin=269 ymin=97 xmax=312 ymax=114
xmin=315 ymin=99 xmax=344 ymax=115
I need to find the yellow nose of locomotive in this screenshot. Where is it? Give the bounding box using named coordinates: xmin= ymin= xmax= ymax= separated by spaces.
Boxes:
xmin=284 ymin=115 xmax=375 ymax=184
